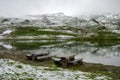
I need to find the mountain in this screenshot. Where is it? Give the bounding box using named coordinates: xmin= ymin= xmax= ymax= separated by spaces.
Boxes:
xmin=0 ymin=12 xmax=120 ymax=28
xmin=0 ymin=13 xmax=120 ymax=39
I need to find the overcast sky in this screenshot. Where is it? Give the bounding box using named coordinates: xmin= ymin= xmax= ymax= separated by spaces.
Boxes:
xmin=0 ymin=0 xmax=120 ymax=17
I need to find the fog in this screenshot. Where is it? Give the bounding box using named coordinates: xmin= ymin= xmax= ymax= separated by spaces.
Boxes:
xmin=0 ymin=0 xmax=120 ymax=17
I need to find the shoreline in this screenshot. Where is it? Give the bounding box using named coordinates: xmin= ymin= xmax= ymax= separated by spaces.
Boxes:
xmin=0 ymin=52 xmax=120 ymax=79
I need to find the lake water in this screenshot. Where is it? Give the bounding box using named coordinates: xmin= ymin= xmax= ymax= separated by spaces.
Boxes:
xmin=0 ymin=40 xmax=120 ymax=66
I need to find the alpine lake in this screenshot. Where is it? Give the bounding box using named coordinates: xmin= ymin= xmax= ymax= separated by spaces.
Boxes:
xmin=0 ymin=37 xmax=120 ymax=79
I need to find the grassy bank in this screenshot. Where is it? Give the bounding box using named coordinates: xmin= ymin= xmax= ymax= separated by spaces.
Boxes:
xmin=0 ymin=52 xmax=120 ymax=80
xmin=11 ymin=27 xmax=78 ymax=37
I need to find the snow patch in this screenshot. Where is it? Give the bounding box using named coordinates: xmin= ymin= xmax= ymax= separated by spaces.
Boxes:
xmin=0 ymin=42 xmax=13 ymax=49
xmin=112 ymin=30 xmax=120 ymax=34
xmin=0 ymin=59 xmax=111 ymax=80
xmin=2 ymin=29 xmax=12 ymax=35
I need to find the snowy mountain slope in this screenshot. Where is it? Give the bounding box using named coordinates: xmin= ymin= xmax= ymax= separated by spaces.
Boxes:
xmin=0 ymin=12 xmax=120 ymax=39
xmin=0 ymin=13 xmax=120 ymax=28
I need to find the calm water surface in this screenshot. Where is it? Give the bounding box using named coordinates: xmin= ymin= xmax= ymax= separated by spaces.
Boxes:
xmin=0 ymin=40 xmax=120 ymax=66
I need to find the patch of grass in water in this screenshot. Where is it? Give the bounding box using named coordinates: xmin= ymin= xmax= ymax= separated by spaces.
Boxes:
xmin=71 ymin=37 xmax=120 ymax=47
xmin=12 ymin=41 xmax=61 ymax=50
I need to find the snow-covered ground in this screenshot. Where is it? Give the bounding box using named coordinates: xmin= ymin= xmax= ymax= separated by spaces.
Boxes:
xmin=0 ymin=42 xmax=13 ymax=49
xmin=0 ymin=29 xmax=12 ymax=39
xmin=2 ymin=29 xmax=12 ymax=35
xmin=112 ymin=30 xmax=120 ymax=34
xmin=0 ymin=59 xmax=111 ymax=80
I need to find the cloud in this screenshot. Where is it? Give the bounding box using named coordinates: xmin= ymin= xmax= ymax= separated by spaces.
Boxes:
xmin=0 ymin=0 xmax=120 ymax=17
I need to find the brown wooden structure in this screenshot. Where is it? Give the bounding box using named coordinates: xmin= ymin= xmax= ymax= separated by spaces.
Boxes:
xmin=53 ymin=55 xmax=83 ymax=67
xmin=26 ymin=53 xmax=51 ymax=61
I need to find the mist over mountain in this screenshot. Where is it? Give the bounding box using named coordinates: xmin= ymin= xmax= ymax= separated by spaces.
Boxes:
xmin=0 ymin=0 xmax=120 ymax=17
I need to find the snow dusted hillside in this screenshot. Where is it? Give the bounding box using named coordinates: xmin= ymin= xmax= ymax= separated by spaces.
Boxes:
xmin=0 ymin=12 xmax=120 ymax=39
xmin=25 ymin=12 xmax=80 ymax=27
xmin=0 ymin=59 xmax=111 ymax=80
xmin=0 ymin=12 xmax=120 ymax=29
xmin=0 ymin=13 xmax=80 ymax=28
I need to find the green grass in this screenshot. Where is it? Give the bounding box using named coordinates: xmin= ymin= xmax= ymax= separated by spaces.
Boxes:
xmin=44 ymin=66 xmax=62 ymax=71
xmin=12 ymin=40 xmax=62 ymax=50
xmin=69 ymin=30 xmax=120 ymax=47
xmin=11 ymin=27 xmax=77 ymax=37
xmin=15 ymin=64 xmax=23 ymax=69
xmin=0 ymin=53 xmax=120 ymax=79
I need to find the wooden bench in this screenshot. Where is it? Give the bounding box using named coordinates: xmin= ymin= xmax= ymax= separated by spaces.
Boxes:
xmin=53 ymin=55 xmax=83 ymax=67
xmin=26 ymin=54 xmax=34 ymax=60
xmin=26 ymin=53 xmax=49 ymax=60
xmin=53 ymin=58 xmax=63 ymax=66
xmin=68 ymin=58 xmax=83 ymax=67
xmin=35 ymin=55 xmax=53 ymax=61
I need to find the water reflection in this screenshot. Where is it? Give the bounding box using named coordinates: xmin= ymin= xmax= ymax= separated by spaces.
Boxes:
xmin=0 ymin=40 xmax=120 ymax=66
xmin=0 ymin=42 xmax=13 ymax=50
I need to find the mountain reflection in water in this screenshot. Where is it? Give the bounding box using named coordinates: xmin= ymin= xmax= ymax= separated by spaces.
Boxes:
xmin=0 ymin=40 xmax=120 ymax=66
